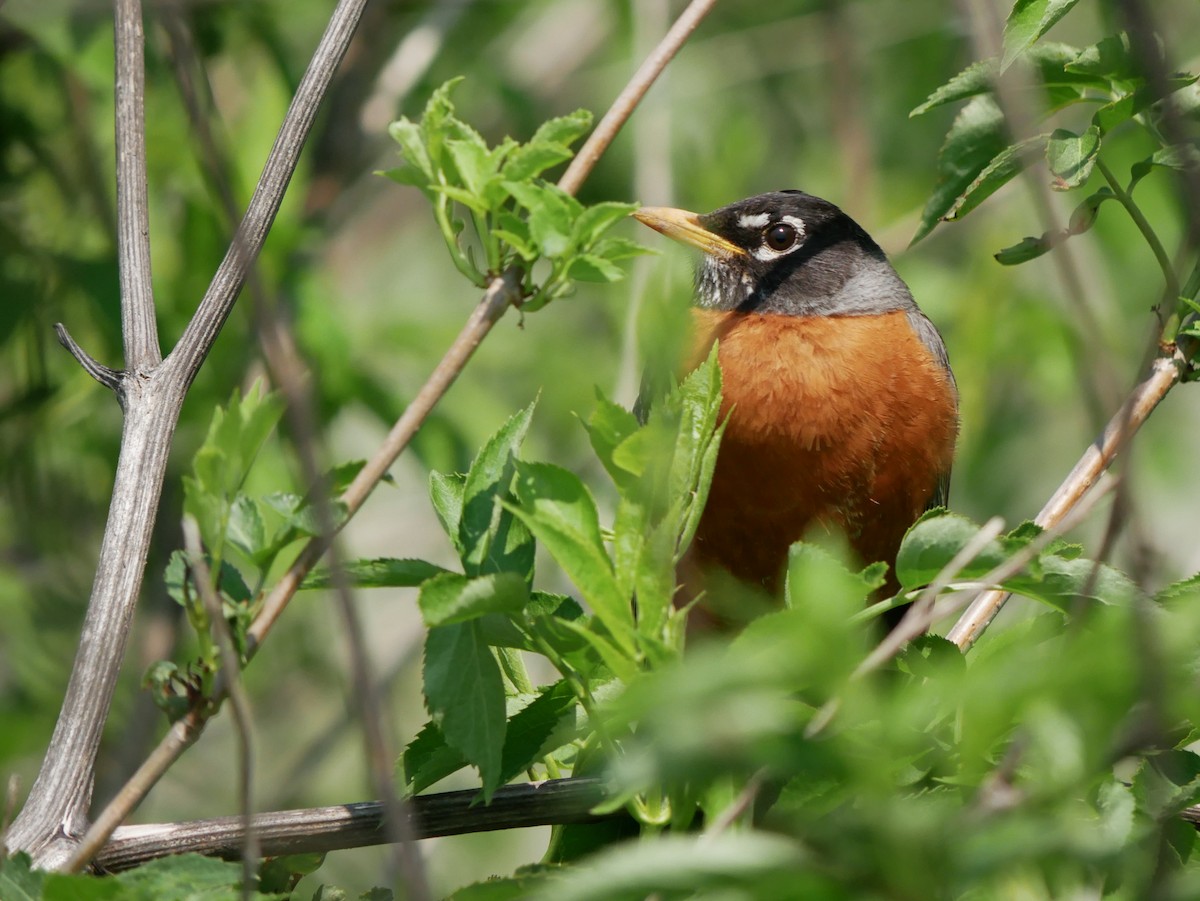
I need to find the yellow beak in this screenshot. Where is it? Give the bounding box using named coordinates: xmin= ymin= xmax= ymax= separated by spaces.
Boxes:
xmin=633 ymin=206 xmax=746 ymax=261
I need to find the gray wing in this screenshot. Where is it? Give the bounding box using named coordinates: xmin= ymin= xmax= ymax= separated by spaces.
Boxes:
xmin=906 ymin=308 xmax=957 ymax=511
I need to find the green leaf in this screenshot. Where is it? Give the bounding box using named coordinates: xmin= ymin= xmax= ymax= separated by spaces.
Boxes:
xmin=226 ymin=496 xmax=265 ymax=560
xmin=403 ymin=719 xmax=468 ymax=794
xmin=525 ymin=832 xmax=807 ymax=901
xmin=460 ymin=401 xmax=537 ymax=581
xmin=446 ymin=138 xmax=497 ymax=198
xmin=913 ymin=96 xmax=1009 ymax=243
xmin=567 ymin=254 xmax=626 ymax=283
xmin=430 ymin=470 xmax=467 ymax=554
xmin=0 ymin=853 xmax=43 ymax=901
xmin=1156 ymin=572 xmax=1200 ymax=604
xmin=994 ymin=234 xmax=1054 ymax=265
xmin=1001 ymin=0 xmax=1082 ymax=72
xmin=418 ymin=571 xmax=530 ymax=627
xmin=948 ymin=132 xmax=1048 ymax=221
xmin=503 ymin=141 xmax=574 ymax=183
xmin=301 ymin=557 xmax=450 ymax=590
xmin=1066 ymin=33 xmax=1147 ymax=81
xmin=510 ymin=461 xmax=635 ymax=653
xmin=1093 ymin=75 xmax=1198 ymax=134
xmin=424 ymin=621 xmax=507 ymax=799
xmin=911 ymin=58 xmax=996 ymax=117
xmin=583 ymin=391 xmax=642 ymax=491
xmin=386 ymin=117 xmax=433 ymax=182
xmin=1046 ymin=125 xmax=1100 ymax=190
xmin=503 ymin=180 xmax=578 ymax=259
xmin=1004 ymin=554 xmax=1139 ymax=610
xmin=499 ymin=679 xmax=581 ymax=783
xmin=895 ymin=512 xmax=1006 ymax=590
xmin=530 ymin=108 xmax=593 ymax=148
xmin=1131 ymin=145 xmax=1200 ymax=189
xmin=429 ymin=182 xmax=489 ymax=214
xmin=572 ymin=201 xmax=638 ymax=248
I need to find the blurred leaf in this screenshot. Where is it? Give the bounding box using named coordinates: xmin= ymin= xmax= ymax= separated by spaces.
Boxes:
xmin=526 ymin=833 xmax=808 ymax=901
xmin=1066 ymin=33 xmax=1150 ymax=81
xmin=913 ymin=96 xmax=1009 ymax=243
xmin=947 ymin=133 xmax=1048 ymax=221
xmin=995 ymin=234 xmax=1055 ymax=265
xmin=1094 ymin=75 xmax=1198 ymax=133
xmin=1046 ymin=125 xmax=1100 ymax=190
xmin=301 ymin=558 xmax=450 ymax=590
xmin=1002 ymin=0 xmax=1082 ymax=72
xmin=1131 ymin=145 xmax=1200 ymax=189
xmin=424 ymin=621 xmax=506 ymax=799
xmin=511 ymin=461 xmax=634 ymax=652
xmin=418 ymin=571 xmax=530 ymax=627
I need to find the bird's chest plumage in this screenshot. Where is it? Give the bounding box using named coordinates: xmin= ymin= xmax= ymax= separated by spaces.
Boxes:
xmin=687 ymin=308 xmax=957 ymax=591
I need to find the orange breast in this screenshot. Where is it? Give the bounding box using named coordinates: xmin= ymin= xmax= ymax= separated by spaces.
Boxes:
xmin=685 ymin=308 xmax=958 ymax=599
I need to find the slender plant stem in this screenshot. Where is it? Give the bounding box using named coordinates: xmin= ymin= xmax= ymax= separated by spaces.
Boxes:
xmin=557 ymin=0 xmax=718 ymax=196
xmin=947 ymin=347 xmax=1189 ymax=649
xmin=114 ymin=0 xmax=161 ymax=370
xmin=1096 ymin=158 xmax=1180 ymax=313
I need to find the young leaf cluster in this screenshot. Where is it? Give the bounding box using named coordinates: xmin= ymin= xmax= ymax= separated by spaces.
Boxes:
xmin=911 ymin=1 xmax=1200 ymax=330
xmin=383 ymin=79 xmax=649 ymax=311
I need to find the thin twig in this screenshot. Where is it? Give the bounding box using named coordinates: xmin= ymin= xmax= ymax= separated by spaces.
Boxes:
xmin=113 ymin=0 xmax=161 ymax=370
xmin=55 ymin=323 xmax=122 ymax=392
xmin=557 ymin=0 xmax=719 ymax=196
xmin=178 ymin=518 xmax=258 ymax=895
xmin=948 ymin=347 xmax=1188 ymax=649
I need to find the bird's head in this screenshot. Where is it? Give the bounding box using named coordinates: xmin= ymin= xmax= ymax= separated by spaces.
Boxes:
xmin=633 ymin=190 xmax=916 ymax=318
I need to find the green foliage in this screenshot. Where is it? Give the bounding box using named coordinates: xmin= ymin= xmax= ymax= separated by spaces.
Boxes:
xmin=912 ymin=12 xmax=1200 ymax=330
xmin=382 ymin=80 xmax=649 ymax=311
xmin=0 ymin=852 xmax=287 ymax=900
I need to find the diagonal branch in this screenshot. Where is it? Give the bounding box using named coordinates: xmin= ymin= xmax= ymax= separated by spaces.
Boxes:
xmin=165 ymin=0 xmax=370 ymax=386
xmin=113 ymin=0 xmax=160 ymax=370
xmin=947 ymin=346 xmax=1189 ymax=649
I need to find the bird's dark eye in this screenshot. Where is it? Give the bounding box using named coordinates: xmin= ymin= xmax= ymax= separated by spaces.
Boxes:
xmin=765 ymin=222 xmax=798 ymax=252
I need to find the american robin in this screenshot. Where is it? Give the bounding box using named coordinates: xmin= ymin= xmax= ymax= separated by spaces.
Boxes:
xmin=634 ymin=191 xmax=958 ymax=615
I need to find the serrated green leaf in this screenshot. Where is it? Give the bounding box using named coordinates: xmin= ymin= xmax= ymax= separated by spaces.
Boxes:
xmin=424 ymin=621 xmax=506 ymax=799
xmin=948 ymin=132 xmax=1048 ymax=220
xmin=403 ymin=719 xmax=467 ymax=793
xmin=1046 ymin=125 xmax=1100 ymax=190
xmin=447 ymin=138 xmax=497 ymax=198
xmin=1004 ymin=554 xmax=1138 ymax=609
xmin=460 ymin=401 xmax=537 ymax=581
xmin=226 ymin=495 xmax=265 ymax=559
xmin=530 ymin=108 xmax=593 ymax=148
xmin=1001 ymin=0 xmax=1081 ymax=72
xmin=913 ymin=96 xmax=1009 ymax=243
xmin=429 ymin=182 xmax=489 ymax=214
xmin=510 ymin=461 xmax=635 ymax=653
xmin=387 ymin=117 xmax=432 ymax=181
xmin=418 ymin=571 xmax=530 ymax=627
xmin=503 ymin=141 xmax=574 ymax=183
xmin=911 ymin=58 xmax=996 ymax=117
xmin=568 ymin=254 xmax=626 ymax=283
xmin=1156 ymin=572 xmax=1200 ymax=604
xmin=573 ymin=202 xmax=638 ymax=247
xmin=1094 ymin=75 xmax=1198 ymax=134
xmin=583 ymin=391 xmax=641 ymax=491
xmin=498 ymin=679 xmax=581 ymax=783
xmin=504 ymin=180 xmax=578 ymax=258
xmin=430 ymin=470 xmax=467 ymax=554
xmin=301 ymin=557 xmax=451 ymax=590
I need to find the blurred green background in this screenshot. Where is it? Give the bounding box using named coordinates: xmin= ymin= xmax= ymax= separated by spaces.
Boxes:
xmin=1 ymin=0 xmax=1198 ymax=894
